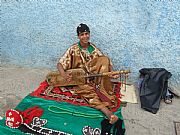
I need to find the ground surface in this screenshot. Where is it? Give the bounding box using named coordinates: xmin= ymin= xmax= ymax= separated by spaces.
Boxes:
xmin=0 ymin=67 xmax=180 ymax=135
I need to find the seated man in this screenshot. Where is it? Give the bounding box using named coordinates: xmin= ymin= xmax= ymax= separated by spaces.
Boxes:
xmin=57 ymin=23 xmax=119 ymax=124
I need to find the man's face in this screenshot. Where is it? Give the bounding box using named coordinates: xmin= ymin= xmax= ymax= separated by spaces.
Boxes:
xmin=78 ymin=32 xmax=90 ymax=45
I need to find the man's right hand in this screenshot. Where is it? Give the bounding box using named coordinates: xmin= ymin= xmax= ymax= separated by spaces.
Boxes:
xmin=61 ymin=71 xmax=72 ymax=82
xmin=57 ymin=63 xmax=73 ymax=82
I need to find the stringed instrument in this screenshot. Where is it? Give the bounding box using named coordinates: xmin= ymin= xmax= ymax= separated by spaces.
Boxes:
xmin=46 ymin=68 xmax=130 ymax=87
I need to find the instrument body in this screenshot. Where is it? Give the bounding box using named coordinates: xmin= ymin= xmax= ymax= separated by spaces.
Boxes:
xmin=46 ymin=68 xmax=130 ymax=87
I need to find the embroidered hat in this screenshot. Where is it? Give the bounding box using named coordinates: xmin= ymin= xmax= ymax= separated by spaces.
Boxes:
xmin=77 ymin=23 xmax=90 ymax=35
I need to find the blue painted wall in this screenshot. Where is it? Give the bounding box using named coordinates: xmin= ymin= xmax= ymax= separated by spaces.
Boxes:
xmin=1 ymin=0 xmax=180 ymax=87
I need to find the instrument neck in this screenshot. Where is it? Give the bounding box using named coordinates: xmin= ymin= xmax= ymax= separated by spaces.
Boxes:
xmin=86 ymin=70 xmax=130 ymax=78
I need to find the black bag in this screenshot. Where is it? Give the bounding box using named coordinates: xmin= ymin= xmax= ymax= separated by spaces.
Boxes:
xmin=139 ymin=68 xmax=172 ymax=114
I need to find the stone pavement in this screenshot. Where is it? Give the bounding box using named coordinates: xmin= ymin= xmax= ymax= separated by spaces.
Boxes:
xmin=0 ymin=67 xmax=180 ymax=135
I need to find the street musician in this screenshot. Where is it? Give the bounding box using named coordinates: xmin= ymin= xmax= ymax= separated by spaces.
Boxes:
xmin=57 ymin=23 xmax=124 ymax=124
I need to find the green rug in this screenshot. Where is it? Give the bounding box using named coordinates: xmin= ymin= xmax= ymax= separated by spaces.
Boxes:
xmin=0 ymin=95 xmax=125 ymax=135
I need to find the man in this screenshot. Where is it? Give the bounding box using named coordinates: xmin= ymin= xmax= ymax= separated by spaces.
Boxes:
xmin=57 ymin=23 xmax=119 ymax=124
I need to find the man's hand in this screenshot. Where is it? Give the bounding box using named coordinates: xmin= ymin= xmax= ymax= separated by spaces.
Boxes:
xmin=108 ymin=74 xmax=119 ymax=79
xmin=57 ymin=63 xmax=72 ymax=82
xmin=61 ymin=71 xmax=72 ymax=82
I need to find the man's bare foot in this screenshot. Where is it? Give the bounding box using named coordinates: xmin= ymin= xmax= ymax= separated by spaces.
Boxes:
xmin=109 ymin=114 xmax=118 ymax=124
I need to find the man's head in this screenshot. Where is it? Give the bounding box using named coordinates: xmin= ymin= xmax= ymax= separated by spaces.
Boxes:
xmin=77 ymin=23 xmax=90 ymax=46
xmin=77 ymin=23 xmax=90 ymax=36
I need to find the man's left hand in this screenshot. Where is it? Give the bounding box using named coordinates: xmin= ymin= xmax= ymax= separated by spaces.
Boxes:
xmin=108 ymin=74 xmax=119 ymax=79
